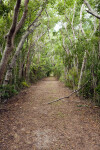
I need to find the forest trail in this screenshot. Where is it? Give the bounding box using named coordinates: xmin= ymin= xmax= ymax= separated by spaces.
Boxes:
xmin=0 ymin=77 xmax=100 ymax=150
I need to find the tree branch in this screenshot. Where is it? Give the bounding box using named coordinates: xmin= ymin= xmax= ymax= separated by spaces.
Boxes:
xmin=84 ymin=0 xmax=100 ymax=19
xmin=28 ymin=0 xmax=48 ymax=29
xmin=8 ymin=0 xmax=21 ymax=41
xmin=16 ymin=0 xmax=29 ymax=33
xmin=48 ymin=80 xmax=90 ymax=104
xmin=12 ymin=0 xmax=29 ymax=44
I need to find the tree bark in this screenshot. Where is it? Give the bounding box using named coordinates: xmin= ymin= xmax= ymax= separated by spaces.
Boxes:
xmin=3 ymin=26 xmax=46 ymax=85
xmin=18 ymin=51 xmax=22 ymax=79
xmin=78 ymin=51 xmax=87 ymax=89
xmin=80 ymin=4 xmax=85 ymax=36
xmin=3 ymin=25 xmax=40 ymax=85
xmin=99 ymin=20 xmax=100 ymax=59
xmin=72 ymin=1 xmax=76 ymax=42
xmin=91 ymin=48 xmax=97 ymax=101
xmin=3 ymin=0 xmax=48 ymax=85
xmin=0 ymin=0 xmax=28 ymax=84
xmin=13 ymin=0 xmax=29 ymax=40
xmin=62 ymin=36 xmax=70 ymax=55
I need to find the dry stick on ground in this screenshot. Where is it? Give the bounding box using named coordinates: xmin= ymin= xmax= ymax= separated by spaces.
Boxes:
xmin=48 ymin=80 xmax=90 ymax=104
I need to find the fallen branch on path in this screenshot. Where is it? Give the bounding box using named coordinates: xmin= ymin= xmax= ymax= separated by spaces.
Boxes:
xmin=48 ymin=80 xmax=90 ymax=104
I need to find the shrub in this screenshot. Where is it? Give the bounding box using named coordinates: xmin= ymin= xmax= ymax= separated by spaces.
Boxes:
xmin=21 ymin=81 xmax=29 ymax=88
xmin=95 ymin=84 xmax=100 ymax=105
xmin=0 ymin=85 xmax=18 ymax=100
xmin=95 ymin=84 xmax=100 ymax=95
xmin=65 ymin=67 xmax=78 ymax=89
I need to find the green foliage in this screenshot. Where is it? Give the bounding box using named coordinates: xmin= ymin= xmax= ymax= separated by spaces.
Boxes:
xmin=57 ymin=2 xmax=65 ymax=15
xmin=48 ymin=0 xmax=55 ymax=5
xmin=0 ymin=2 xmax=10 ymax=17
xmin=80 ymin=81 xmax=92 ymax=99
xmin=21 ymin=81 xmax=29 ymax=88
xmin=65 ymin=67 xmax=78 ymax=89
xmin=53 ymin=56 xmax=64 ymax=79
xmin=0 ymin=85 xmax=18 ymax=100
xmin=0 ymin=0 xmax=100 ymax=106
xmin=29 ymin=53 xmax=53 ymax=82
xmin=95 ymin=84 xmax=100 ymax=95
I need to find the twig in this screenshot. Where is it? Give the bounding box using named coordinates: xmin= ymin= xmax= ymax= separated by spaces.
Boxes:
xmin=48 ymin=80 xmax=90 ymax=104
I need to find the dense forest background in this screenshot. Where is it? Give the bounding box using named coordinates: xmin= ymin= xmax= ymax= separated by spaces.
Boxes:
xmin=0 ymin=0 xmax=100 ymax=104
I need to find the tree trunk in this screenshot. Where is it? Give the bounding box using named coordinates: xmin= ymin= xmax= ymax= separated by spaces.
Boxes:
xmin=62 ymin=36 xmax=70 ymax=55
xmin=3 ymin=30 xmax=33 ymax=85
xmin=0 ymin=0 xmax=29 ymax=84
xmin=72 ymin=1 xmax=76 ymax=42
xmin=64 ymin=65 xmax=68 ymax=81
xmin=25 ymin=44 xmax=32 ymax=81
xmin=0 ymin=0 xmax=21 ymax=84
xmin=18 ymin=51 xmax=22 ymax=79
xmin=80 ymin=4 xmax=85 ymax=36
xmin=78 ymin=51 xmax=87 ymax=89
xmin=99 ymin=20 xmax=100 ymax=59
xmin=3 ymin=26 xmax=44 ymax=85
xmin=3 ymin=0 xmax=48 ymax=85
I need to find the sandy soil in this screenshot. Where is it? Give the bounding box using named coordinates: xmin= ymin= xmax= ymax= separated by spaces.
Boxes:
xmin=0 ymin=77 xmax=100 ymax=150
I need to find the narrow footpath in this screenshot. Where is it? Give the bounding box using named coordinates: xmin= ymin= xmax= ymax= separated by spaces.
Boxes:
xmin=0 ymin=77 xmax=100 ymax=150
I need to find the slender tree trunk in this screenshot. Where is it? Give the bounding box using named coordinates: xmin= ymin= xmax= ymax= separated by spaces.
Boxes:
xmin=80 ymin=4 xmax=85 ymax=35
xmin=0 ymin=0 xmax=21 ymax=84
xmin=92 ymin=65 xmax=97 ymax=101
xmin=78 ymin=51 xmax=87 ymax=89
xmin=3 ymin=30 xmax=34 ymax=85
xmin=64 ymin=26 xmax=73 ymax=47
xmin=64 ymin=66 xmax=68 ymax=81
xmin=14 ymin=63 xmax=17 ymax=85
xmin=3 ymin=0 xmax=48 ymax=85
xmin=62 ymin=36 xmax=70 ymax=55
xmin=76 ymin=55 xmax=79 ymax=73
xmin=18 ymin=51 xmax=22 ymax=79
xmin=25 ymin=44 xmax=32 ymax=81
xmin=91 ymin=17 xmax=97 ymax=37
xmin=99 ymin=20 xmax=100 ymax=59
xmin=3 ymin=28 xmax=44 ymax=85
xmin=72 ymin=1 xmax=76 ymax=42
xmin=0 ymin=0 xmax=29 ymax=84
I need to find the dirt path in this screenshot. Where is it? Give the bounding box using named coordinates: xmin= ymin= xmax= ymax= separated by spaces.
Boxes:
xmin=0 ymin=77 xmax=100 ymax=150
